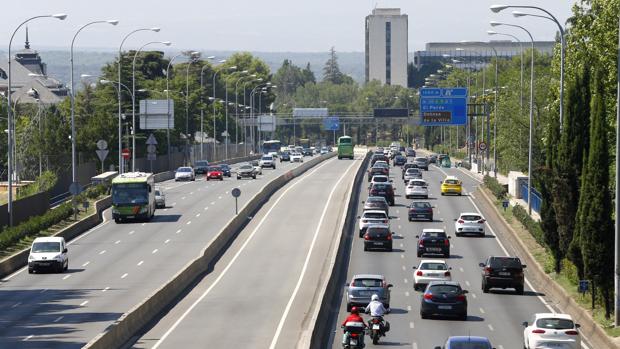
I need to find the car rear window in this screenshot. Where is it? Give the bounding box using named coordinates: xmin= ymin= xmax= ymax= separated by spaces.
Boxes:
xmin=489 ymin=257 xmax=522 ymax=268
xmin=411 ymin=202 xmax=431 ymax=209
xmin=461 ymin=215 xmax=482 ymax=221
xmin=262 ymin=156 xmax=272 ymax=160
xmin=373 ymin=177 xmax=388 ymax=182
xmin=208 ymin=166 xmax=221 ymax=171
xmin=448 ymin=342 xmax=491 ymax=349
xmin=420 ymin=262 xmax=447 ymax=270
xmin=367 ymin=228 xmax=389 ymax=237
xmin=178 ymin=167 xmax=191 ymax=172
xmin=364 ymin=212 xmax=387 ymax=219
xmin=422 ymin=231 xmax=447 ymax=238
xmin=445 ymin=179 xmax=460 ymax=185
xmin=367 ymin=197 xmax=386 ymax=203
xmin=410 ymin=181 xmax=426 ymax=187
xmin=372 ymin=183 xmax=390 ymax=190
xmin=406 ymin=168 xmax=420 ymax=174
xmin=415 ymin=157 xmax=428 ymax=163
xmin=535 ymin=318 xmax=575 ymax=330
xmin=195 ymin=161 xmax=208 ymax=166
xmin=352 ymin=278 xmax=383 ymax=287
xmin=428 ymin=284 xmax=460 ymax=294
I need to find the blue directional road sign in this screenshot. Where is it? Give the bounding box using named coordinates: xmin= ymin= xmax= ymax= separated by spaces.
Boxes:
xmin=419 ymin=87 xmax=468 ymax=126
xmin=323 ymin=116 xmax=340 ymax=131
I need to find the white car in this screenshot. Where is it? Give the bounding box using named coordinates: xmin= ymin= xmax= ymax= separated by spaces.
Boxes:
xmin=174 ymin=166 xmax=195 ymax=181
xmin=260 ymin=154 xmax=276 ymax=169
xmin=358 ymin=210 xmax=389 ymax=237
xmin=291 ymin=152 xmax=304 ymax=162
xmin=413 ymin=259 xmax=451 ymax=290
xmin=370 ymin=175 xmax=390 ymax=186
xmin=405 ymin=179 xmax=428 ymax=199
xmin=454 ymin=212 xmax=486 ymax=236
xmin=28 ymin=237 xmax=68 ymax=273
xmin=523 ymin=313 xmax=581 ymax=349
xmin=403 ymin=167 xmax=422 ymax=184
xmin=320 ymin=147 xmax=328 ymax=155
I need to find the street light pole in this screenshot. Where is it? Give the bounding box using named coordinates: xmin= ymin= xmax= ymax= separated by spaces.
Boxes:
xmin=6 ymin=13 xmax=67 ymax=227
xmin=234 ymin=73 xmax=253 ymax=154
xmin=223 ymin=67 xmax=239 ymax=160
xmin=185 ymin=53 xmax=199 ymax=165
xmin=615 ymin=14 xmax=620 ymax=328
xmin=132 ymin=40 xmax=171 ymax=172
xmin=165 ymin=53 xmax=185 ymax=169
xmin=71 ymin=19 xmax=118 ymax=184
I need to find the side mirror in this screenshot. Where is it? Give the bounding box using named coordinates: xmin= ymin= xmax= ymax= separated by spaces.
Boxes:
xmin=453 ymin=218 xmax=457 ymax=221
xmin=575 ymin=323 xmax=581 ymax=328
xmin=522 ymin=265 xmax=527 ymax=268
xmin=387 ymin=284 xmax=393 ymax=288
xmin=412 ymin=266 xmax=417 ymax=269
xmin=462 ymin=290 xmax=469 ymax=294
xmin=448 ymin=267 xmax=452 ymax=270
xmin=478 ymin=262 xmax=485 ymax=267
xmin=362 ymin=201 xmax=365 ymax=204
xmin=345 ymin=283 xmax=350 ymax=287
xmin=448 ymin=236 xmax=451 ymax=239
xmin=63 ymin=248 xmax=68 ymax=253
xmin=357 ymin=216 xmax=361 ymax=219
xmin=415 ymin=235 xmax=419 ymax=238
xmin=522 ymin=321 xmax=528 ymax=327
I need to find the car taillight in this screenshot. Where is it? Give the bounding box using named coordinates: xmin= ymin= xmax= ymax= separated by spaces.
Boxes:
xmin=362 ymin=220 xmax=368 ymax=223
xmin=364 ymin=234 xmax=370 ymax=240
xmin=383 ymin=219 xmax=388 ymax=223
xmin=456 ymin=294 xmax=466 ymax=301
xmin=416 ymin=270 xmax=423 ymax=276
xmin=477 ymin=219 xmax=485 ymax=224
xmin=444 ymin=271 xmax=451 ymax=277
xmin=419 ymin=240 xmax=425 ymax=246
xmin=484 ymin=267 xmax=492 ymax=275
xmin=370 ymin=190 xmax=377 ymax=195
xmin=457 ymin=219 xmax=464 ymax=224
xmin=565 ymin=330 xmax=579 ymax=335
xmin=387 ymin=234 xmax=392 ymax=240
xmin=372 ymin=318 xmax=380 ymax=324
xmin=444 ymin=239 xmax=450 ymax=246
xmin=532 ymin=329 xmax=546 ymax=334
xmin=423 ymin=293 xmax=433 ymax=300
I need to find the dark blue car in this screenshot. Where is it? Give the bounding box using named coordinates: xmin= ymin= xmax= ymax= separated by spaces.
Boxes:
xmin=219 ymin=164 xmax=231 ymax=177
xmin=434 ymin=336 xmax=494 ymax=349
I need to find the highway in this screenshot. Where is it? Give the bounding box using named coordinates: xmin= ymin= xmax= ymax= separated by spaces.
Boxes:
xmin=0 ymin=159 xmax=309 ymax=349
xmin=326 ymin=156 xmax=593 ymax=349
xmin=131 ymin=149 xmax=366 ymax=349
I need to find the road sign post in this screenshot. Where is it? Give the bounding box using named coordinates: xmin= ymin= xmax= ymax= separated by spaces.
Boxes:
xmin=146 ymin=134 xmax=158 ymax=173
xmin=419 ymin=88 xmax=468 ymax=126
xmin=231 ymin=188 xmax=241 ymax=214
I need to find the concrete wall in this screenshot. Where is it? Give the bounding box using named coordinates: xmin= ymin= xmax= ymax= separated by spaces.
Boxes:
xmin=0 ymin=190 xmax=49 ymax=228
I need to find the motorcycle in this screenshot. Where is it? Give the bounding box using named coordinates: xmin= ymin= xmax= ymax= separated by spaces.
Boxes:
xmin=341 ymin=325 xmax=365 ymax=348
xmin=367 ymin=316 xmax=389 ymax=344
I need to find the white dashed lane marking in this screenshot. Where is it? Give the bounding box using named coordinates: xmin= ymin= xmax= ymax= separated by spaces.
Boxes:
xmin=152 ymin=249 xmax=158 ymax=254
xmin=82 ymin=261 xmax=90 ymax=267
xmin=99 ymin=250 xmax=106 ymax=255
xmin=121 ymin=273 xmax=128 ymax=279
xmin=80 ymin=301 xmax=89 ymax=306
xmin=102 ymin=287 xmax=110 ymax=292
xmin=23 ymin=335 xmax=33 ymax=341
xmin=137 ymin=261 xmax=144 ymax=266
xmin=62 ymin=275 xmax=71 ymax=280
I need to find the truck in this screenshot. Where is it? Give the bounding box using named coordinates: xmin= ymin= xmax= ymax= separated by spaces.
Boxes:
xmin=111 ymin=172 xmax=156 ymax=223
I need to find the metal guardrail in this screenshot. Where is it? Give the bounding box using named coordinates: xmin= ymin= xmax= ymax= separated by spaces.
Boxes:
xmin=49 ymin=183 xmax=93 ymax=208
xmin=519 ymin=182 xmax=542 ymax=213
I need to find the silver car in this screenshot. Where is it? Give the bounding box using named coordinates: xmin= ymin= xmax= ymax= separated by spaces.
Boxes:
xmin=155 ymin=188 xmax=166 ymax=208
xmin=404 ymin=167 xmax=422 ymax=184
xmin=346 ymin=274 xmax=393 ymax=311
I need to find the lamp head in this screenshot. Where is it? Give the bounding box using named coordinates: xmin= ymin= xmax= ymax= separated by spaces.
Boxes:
xmin=487 ymin=30 xmax=498 ymax=35
xmin=490 ymin=4 xmax=509 ymax=13
xmin=219 ymin=59 xmax=227 ymax=63
xmin=489 ymin=21 xmax=502 ymax=27
xmin=512 ymin=10 xmax=527 ymax=17
xmin=229 ymin=65 xmax=238 ymax=70
xmin=162 ymin=41 xmax=172 ymax=46
xmin=107 ymin=20 xmax=119 ymax=25
xmin=52 ymin=13 xmax=68 ymax=20
xmin=150 ymin=27 xmax=161 ymax=32
xmin=100 ymin=79 xmax=111 ymax=84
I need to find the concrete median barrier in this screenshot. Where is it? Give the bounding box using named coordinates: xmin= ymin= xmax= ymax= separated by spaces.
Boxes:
xmin=83 ymin=152 xmax=335 ymax=349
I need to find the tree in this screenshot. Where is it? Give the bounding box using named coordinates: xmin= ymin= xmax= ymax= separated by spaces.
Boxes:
xmin=302 ymin=63 xmax=316 ymax=84
xmin=574 ymin=68 xmax=613 ymax=317
xmin=553 ymin=65 xmax=590 ymax=272
xmin=322 ymin=47 xmax=353 ymax=84
xmin=539 ymin=109 xmax=560 ymax=272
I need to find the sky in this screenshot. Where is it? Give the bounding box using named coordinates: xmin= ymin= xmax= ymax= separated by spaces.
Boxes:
xmin=1 ymin=0 xmax=576 ymax=53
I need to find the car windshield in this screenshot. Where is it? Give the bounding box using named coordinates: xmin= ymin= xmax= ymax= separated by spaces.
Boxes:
xmin=420 ymin=262 xmax=447 ymax=270
xmin=372 ymin=184 xmax=389 ymax=190
xmin=406 ymin=168 xmax=420 ymax=174
xmin=445 ymin=179 xmax=460 ymax=185
xmin=428 ymin=285 xmax=460 ymax=295
xmin=461 ymin=215 xmax=482 ymax=221
xmin=262 ymin=156 xmax=272 ymax=160
xmin=220 ymin=164 xmax=230 ymax=170
xmin=251 ymin=161 xmax=259 ymax=165
xmin=364 ymin=212 xmax=387 ymax=219
xmin=367 ymin=227 xmax=389 ymax=237
xmin=208 ymin=166 xmax=221 ymax=171
xmin=536 ymin=318 xmax=575 ymax=330
xmin=411 ymin=202 xmax=431 ymax=209
xmin=415 ymin=157 xmax=428 ymax=163
xmin=177 ymin=167 xmax=191 ymax=172
xmin=195 ymin=161 xmax=209 ymax=167
xmin=489 ymin=257 xmax=522 ymax=268
xmin=422 ymin=231 xmax=446 ymax=238
xmin=448 ymin=342 xmax=491 ymax=349
xmin=352 ymin=278 xmax=383 ymax=287
xmin=155 ymin=190 xmax=161 ymax=196
xmin=32 ymin=241 xmax=61 ymax=253
xmin=112 ymin=183 xmax=148 ymax=205
xmin=240 ymin=165 xmax=252 ymax=170
xmin=367 ymin=197 xmax=386 ymax=203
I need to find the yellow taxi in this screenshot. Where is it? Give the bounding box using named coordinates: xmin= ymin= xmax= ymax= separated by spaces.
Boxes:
xmin=440 ymin=176 xmax=462 ymax=196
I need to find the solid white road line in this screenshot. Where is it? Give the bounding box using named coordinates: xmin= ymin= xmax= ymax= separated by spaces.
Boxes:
xmin=151 ymin=158 xmax=336 ymax=349
xmin=102 ymin=287 xmax=110 ymax=292
xmin=80 ymin=301 xmax=89 ymax=306
xmin=62 ymin=275 xmax=71 ymax=280
xmin=23 ymin=335 xmax=33 ymax=341
xmin=53 ymin=316 xmax=64 ymax=323
xmin=82 ymin=261 xmax=90 ymax=267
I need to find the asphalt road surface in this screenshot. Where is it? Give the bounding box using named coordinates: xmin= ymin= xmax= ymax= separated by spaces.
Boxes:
xmin=326 ymin=156 xmax=593 ymax=349
xmin=132 ymin=149 xmax=366 ymax=349
xmin=0 ymin=158 xmax=309 ymax=349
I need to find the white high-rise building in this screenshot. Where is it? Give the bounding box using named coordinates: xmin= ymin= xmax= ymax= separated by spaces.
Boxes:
xmin=365 ymin=8 xmax=408 ymax=87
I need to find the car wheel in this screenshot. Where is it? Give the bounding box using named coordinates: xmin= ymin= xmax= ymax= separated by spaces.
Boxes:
xmin=206 ymin=178 xmax=209 ymax=181
xmin=441 ymin=192 xmax=444 ymax=196
xmin=460 ymin=312 xmax=468 ymax=321
xmin=237 ymin=176 xmax=241 ymax=180
xmin=429 ymin=216 xmax=433 ymax=222
xmin=359 ymin=230 xmax=364 ymax=238
xmin=346 ymin=303 xmax=352 ymax=312
xmin=413 ymin=284 xmax=419 ymax=291
xmin=455 ymin=231 xmax=460 ymax=237
xmin=64 ymin=260 xmax=69 ymax=271
xmin=56 ymin=263 xmax=63 ymax=273
xmin=408 ymin=218 xmax=412 ymax=222
xmin=28 ymin=268 xmax=33 ymax=274
xmin=417 ymin=251 xmax=422 ymax=258
xmin=420 ymin=311 xmax=428 ymax=319
xmin=252 ymin=175 xmax=256 ymax=179
xmin=444 ymin=252 xmax=450 ymax=258
xmin=482 ymin=282 xmax=489 ymax=293
xmin=363 ymin=246 xmax=368 ymax=251
xmin=387 ymin=246 xmax=393 ymax=252
xmin=516 ymin=286 xmax=525 ymax=295
xmin=114 ymin=218 xmax=121 ymax=223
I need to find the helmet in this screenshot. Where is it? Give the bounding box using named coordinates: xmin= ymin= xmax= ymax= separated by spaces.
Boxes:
xmin=350 ymin=307 xmax=359 ymax=314
xmin=371 ymin=294 xmax=379 ymax=302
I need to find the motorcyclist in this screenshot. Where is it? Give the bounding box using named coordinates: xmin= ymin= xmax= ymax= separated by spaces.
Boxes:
xmin=365 ymin=294 xmax=389 ymax=336
xmin=341 ymin=307 xmax=366 ymax=347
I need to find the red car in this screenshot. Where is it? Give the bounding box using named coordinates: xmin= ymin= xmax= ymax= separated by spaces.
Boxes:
xmin=206 ymin=166 xmax=224 ymax=181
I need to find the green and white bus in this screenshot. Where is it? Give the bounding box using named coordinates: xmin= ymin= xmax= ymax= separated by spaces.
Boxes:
xmin=111 ymin=172 xmax=156 ymax=223
xmin=337 ymin=136 xmax=354 ymax=159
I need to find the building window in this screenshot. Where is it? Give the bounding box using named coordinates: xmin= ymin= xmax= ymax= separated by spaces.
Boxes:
xmin=385 ymin=21 xmax=391 ymax=85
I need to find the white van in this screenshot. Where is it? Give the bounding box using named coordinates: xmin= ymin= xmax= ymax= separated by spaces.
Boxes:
xmin=28 ymin=237 xmax=68 ymax=273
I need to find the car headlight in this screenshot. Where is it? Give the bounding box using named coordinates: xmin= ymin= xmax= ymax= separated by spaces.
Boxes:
xmin=140 ymin=206 xmax=148 ymax=214
xmin=54 ymin=254 xmax=63 ymax=261
xmin=112 ymin=208 xmax=119 ymax=214
xmin=29 ymin=255 xmax=35 ymax=260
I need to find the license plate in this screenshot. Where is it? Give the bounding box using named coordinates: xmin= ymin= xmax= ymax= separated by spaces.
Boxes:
xmin=39 ymin=263 xmax=50 ymax=266
xmin=437 ymin=305 xmax=452 ymax=310
xmin=127 ymin=215 xmax=135 ymax=219
xmin=545 ymin=344 xmax=562 ymax=348
xmin=427 ymin=273 xmax=439 ymax=277
xmin=377 ymin=191 xmax=386 ymax=195
xmin=499 ymin=272 xmax=510 ymax=276
xmin=373 ymin=242 xmax=383 ymax=246
xmin=372 ymin=324 xmax=380 ymax=330
xmin=417 ymin=215 xmax=425 ymax=217
xmin=427 ymin=247 xmax=441 ymax=252
xmin=359 ymin=291 xmax=373 ymax=296
xmin=350 ymin=339 xmax=358 ymax=345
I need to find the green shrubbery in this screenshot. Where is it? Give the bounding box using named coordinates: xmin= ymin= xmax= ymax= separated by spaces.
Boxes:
xmin=0 ymin=183 xmax=109 ymax=252
xmin=512 ymin=204 xmax=546 ymax=247
xmin=483 ymin=175 xmax=507 ymax=199
xmin=16 ymin=171 xmax=58 ymax=200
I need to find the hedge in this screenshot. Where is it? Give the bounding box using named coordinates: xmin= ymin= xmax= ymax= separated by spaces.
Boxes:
xmin=0 ymin=184 xmax=109 ymax=252
xmin=484 ymin=175 xmax=507 ymax=199
xmin=512 ymin=204 xmax=546 ymax=247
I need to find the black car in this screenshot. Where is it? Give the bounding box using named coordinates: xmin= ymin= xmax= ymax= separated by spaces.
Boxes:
xmin=389 ymin=151 xmax=401 ymax=160
xmin=409 ymin=201 xmax=433 ymax=221
xmin=413 ymin=157 xmax=429 ymax=170
xmin=363 ymin=196 xmax=389 ymax=216
xmin=363 ymin=225 xmax=393 ymax=251
xmin=236 ymin=164 xmax=257 ymax=179
xmin=302 ymin=148 xmax=313 ymax=156
xmin=194 ymin=160 xmax=210 ymax=174
xmin=428 ymin=155 xmax=438 ymax=164
xmin=420 ymin=281 xmax=468 ymax=320
xmin=416 ymin=229 xmax=450 ymax=257
xmin=368 ymin=167 xmax=387 ymax=182
xmin=479 ymin=256 xmax=526 ymax=294
xmin=393 ymin=155 xmax=407 ymax=166
xmin=280 ymin=152 xmax=291 ymax=162
xmin=401 ymin=163 xmax=418 ymax=179
xmin=219 ymin=163 xmax=232 ymax=177
xmin=371 ymin=154 xmax=389 ymax=167
xmin=369 ymin=183 xmax=395 ymax=206
xmin=406 ymin=149 xmax=416 ymax=157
